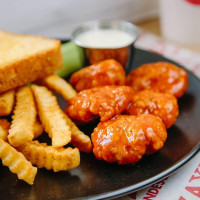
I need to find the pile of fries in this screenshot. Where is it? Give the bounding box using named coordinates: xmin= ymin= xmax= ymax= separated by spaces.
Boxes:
xmin=0 ymin=74 xmax=92 ymax=184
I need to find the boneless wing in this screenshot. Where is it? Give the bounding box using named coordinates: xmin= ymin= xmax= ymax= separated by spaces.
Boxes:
xmin=91 ymin=114 xmax=167 ymax=164
xmin=65 ymin=86 xmax=134 ymax=122
xmin=126 ymin=90 xmax=179 ymax=129
xmin=126 ymin=62 xmax=188 ymax=98
xmin=69 ymin=59 xmax=126 ymax=92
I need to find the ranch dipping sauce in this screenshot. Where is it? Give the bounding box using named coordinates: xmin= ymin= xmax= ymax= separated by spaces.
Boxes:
xmin=75 ymin=29 xmax=136 ymax=49
xmin=72 ymin=20 xmax=138 ymax=68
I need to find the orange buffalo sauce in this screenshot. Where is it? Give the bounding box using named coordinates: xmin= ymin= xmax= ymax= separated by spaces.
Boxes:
xmin=92 ymin=114 xmax=167 ymax=164
xmin=126 ymin=90 xmax=179 ymax=129
xmin=126 ymin=62 xmax=188 ymax=98
xmin=69 ymin=59 xmax=125 ymax=92
xmin=66 ymin=86 xmax=134 ymax=123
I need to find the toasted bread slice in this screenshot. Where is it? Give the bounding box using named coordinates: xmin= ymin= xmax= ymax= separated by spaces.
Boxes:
xmin=0 ymin=30 xmax=62 ymax=93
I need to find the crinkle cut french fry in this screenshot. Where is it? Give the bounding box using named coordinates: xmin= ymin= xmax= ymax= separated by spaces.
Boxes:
xmin=8 ymin=86 xmax=36 ymax=147
xmin=31 ymin=85 xmax=71 ymax=147
xmin=0 ymin=119 xmax=10 ymax=141
xmin=0 ymin=90 xmax=15 ymax=116
xmin=0 ymin=139 xmax=37 ymax=185
xmin=0 ymin=118 xmax=43 ymax=142
xmin=37 ymin=74 xmax=77 ymax=101
xmin=17 ymin=140 xmax=80 ymax=172
xmin=53 ymin=147 xmax=80 ymax=172
xmin=33 ymin=119 xmax=44 ymax=139
xmin=62 ymin=112 xmax=92 ymax=153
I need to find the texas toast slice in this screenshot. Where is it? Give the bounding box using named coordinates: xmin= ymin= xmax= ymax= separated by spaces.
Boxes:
xmin=0 ymin=30 xmax=62 ymax=93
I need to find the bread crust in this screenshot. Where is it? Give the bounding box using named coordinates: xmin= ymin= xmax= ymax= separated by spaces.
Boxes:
xmin=0 ymin=32 xmax=62 ymax=93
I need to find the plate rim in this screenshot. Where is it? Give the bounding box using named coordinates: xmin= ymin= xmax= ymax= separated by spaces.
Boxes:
xmin=80 ymin=145 xmax=200 ymax=200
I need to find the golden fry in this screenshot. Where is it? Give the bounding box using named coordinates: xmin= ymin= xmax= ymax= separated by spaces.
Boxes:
xmin=53 ymin=147 xmax=80 ymax=172
xmin=0 ymin=139 xmax=37 ymax=185
xmin=0 ymin=90 xmax=15 ymax=116
xmin=8 ymin=86 xmax=36 ymax=147
xmin=0 ymin=119 xmax=10 ymax=141
xmin=0 ymin=118 xmax=43 ymax=141
xmin=37 ymin=74 xmax=77 ymax=101
xmin=33 ymin=119 xmax=44 ymax=139
xmin=62 ymin=112 xmax=92 ymax=153
xmin=18 ymin=140 xmax=80 ymax=172
xmin=31 ymin=85 xmax=71 ymax=147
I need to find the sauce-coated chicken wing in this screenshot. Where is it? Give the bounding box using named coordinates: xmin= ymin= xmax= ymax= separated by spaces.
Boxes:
xmin=126 ymin=62 xmax=188 ymax=98
xmin=69 ymin=59 xmax=126 ymax=92
xmin=126 ymin=90 xmax=179 ymax=129
xmin=65 ymin=86 xmax=134 ymax=122
xmin=92 ymin=114 xmax=167 ymax=164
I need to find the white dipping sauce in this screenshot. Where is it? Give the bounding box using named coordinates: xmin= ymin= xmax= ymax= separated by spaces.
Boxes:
xmin=75 ymin=29 xmax=136 ymax=49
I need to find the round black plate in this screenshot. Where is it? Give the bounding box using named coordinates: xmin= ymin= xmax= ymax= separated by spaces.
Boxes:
xmin=0 ymin=48 xmax=200 ymax=200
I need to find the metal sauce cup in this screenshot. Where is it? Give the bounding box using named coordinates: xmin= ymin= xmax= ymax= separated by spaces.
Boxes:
xmin=72 ymin=20 xmax=138 ymax=71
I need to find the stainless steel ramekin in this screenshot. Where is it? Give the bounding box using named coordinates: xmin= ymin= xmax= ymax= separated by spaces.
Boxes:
xmin=72 ymin=20 xmax=138 ymax=70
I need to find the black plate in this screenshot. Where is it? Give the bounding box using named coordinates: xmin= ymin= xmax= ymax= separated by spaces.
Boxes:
xmin=0 ymin=48 xmax=200 ymax=200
